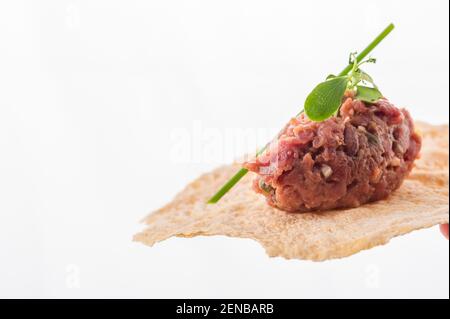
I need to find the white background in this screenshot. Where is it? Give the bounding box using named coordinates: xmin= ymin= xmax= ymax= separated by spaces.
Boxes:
xmin=0 ymin=0 xmax=448 ymax=299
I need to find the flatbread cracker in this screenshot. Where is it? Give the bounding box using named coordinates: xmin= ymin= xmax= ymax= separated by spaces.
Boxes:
xmin=134 ymin=122 xmax=449 ymax=261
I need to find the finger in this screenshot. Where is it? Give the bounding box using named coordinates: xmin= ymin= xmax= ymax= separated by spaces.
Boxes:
xmin=440 ymin=224 xmax=449 ymax=240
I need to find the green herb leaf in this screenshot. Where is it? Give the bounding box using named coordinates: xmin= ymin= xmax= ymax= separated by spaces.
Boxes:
xmin=304 ymin=76 xmax=348 ymax=121
xmin=357 ymin=70 xmax=376 ymax=86
xmin=355 ymin=85 xmax=383 ymax=103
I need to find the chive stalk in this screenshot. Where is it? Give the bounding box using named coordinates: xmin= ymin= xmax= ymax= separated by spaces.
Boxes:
xmin=338 ymin=23 xmax=395 ymax=77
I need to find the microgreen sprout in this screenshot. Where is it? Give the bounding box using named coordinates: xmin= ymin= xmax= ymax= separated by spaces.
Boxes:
xmin=207 ymin=23 xmax=395 ymax=204
xmin=304 ymin=53 xmax=383 ymax=122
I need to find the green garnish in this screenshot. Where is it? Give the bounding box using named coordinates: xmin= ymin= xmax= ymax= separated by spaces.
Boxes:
xmin=356 ymin=86 xmax=383 ymax=103
xmin=207 ymin=23 xmax=395 ymax=204
xmin=305 ymin=53 xmax=383 ymax=121
xmin=304 ymin=76 xmax=349 ymax=121
xmin=259 ymin=179 xmax=274 ymax=194
xmin=207 ymin=167 xmax=250 ymax=204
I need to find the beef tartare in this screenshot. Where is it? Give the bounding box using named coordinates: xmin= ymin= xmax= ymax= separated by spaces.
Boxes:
xmin=244 ymin=92 xmax=422 ymax=212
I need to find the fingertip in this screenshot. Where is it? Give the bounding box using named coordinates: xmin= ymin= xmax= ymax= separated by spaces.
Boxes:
xmin=439 ymin=224 xmax=449 ymax=240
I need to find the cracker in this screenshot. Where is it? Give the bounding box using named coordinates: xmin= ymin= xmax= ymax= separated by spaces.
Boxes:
xmin=134 ymin=122 xmax=449 ymax=261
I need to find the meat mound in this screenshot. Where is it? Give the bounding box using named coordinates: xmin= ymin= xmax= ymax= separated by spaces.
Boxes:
xmin=244 ymin=93 xmax=422 ymax=212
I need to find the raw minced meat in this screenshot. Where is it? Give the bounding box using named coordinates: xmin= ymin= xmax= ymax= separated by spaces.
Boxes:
xmin=244 ymin=92 xmax=422 ymax=212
